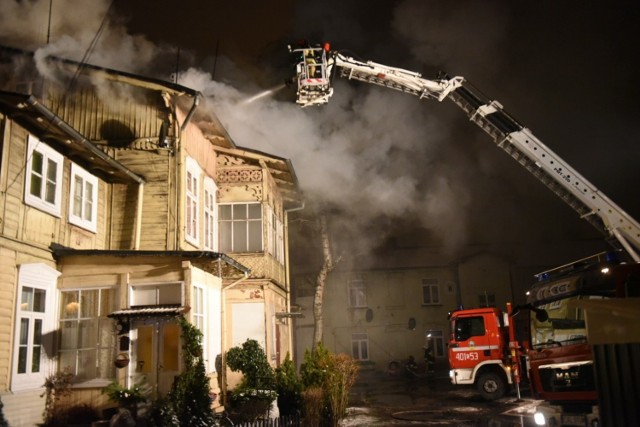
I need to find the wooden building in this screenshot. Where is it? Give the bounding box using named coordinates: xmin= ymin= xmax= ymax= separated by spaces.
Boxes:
xmin=0 ymin=46 xmax=302 ymax=426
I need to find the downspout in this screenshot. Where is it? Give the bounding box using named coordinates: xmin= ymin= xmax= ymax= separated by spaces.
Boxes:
xmin=180 ymin=91 xmax=201 ymax=133
xmin=133 ymin=183 xmax=144 ymax=249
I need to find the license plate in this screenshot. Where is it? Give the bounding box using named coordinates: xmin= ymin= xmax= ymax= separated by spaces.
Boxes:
xmin=561 ymin=414 xmax=586 ymax=426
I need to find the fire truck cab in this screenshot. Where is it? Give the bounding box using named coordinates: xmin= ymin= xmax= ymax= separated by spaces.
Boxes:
xmin=448 ymin=307 xmax=513 ymax=400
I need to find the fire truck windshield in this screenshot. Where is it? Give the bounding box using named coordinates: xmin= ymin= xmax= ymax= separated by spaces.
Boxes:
xmin=530 ymin=295 xmax=604 ymax=348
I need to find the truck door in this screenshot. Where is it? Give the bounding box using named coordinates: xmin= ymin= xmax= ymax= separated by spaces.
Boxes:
xmin=449 ymin=314 xmax=494 ymax=370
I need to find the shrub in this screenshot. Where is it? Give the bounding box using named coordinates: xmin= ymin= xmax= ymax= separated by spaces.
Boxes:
xmin=299 ymin=342 xmax=332 ymax=389
xmin=40 ymin=370 xmax=74 ymax=427
xmin=226 ymin=339 xmax=275 ymax=389
xmin=301 ymin=387 xmax=324 ymax=427
xmin=324 ymin=353 xmax=359 ymax=426
xmin=103 ymin=381 xmax=148 ymax=416
xmin=166 ymin=316 xmax=215 ymax=426
xmin=299 ymin=343 xmax=359 ymax=427
xmin=274 ymin=353 xmax=303 ymax=416
xmin=225 ymin=339 xmax=277 ymax=423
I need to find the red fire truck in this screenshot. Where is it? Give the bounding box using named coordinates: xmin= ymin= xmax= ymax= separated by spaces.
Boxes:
xmin=448 ymin=251 xmax=640 ymax=425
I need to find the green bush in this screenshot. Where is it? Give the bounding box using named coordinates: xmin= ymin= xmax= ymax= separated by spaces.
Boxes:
xmin=225 ymin=339 xmax=277 ymax=422
xmin=299 ymin=342 xmax=332 ymax=389
xmin=147 ymin=316 xmax=214 ymax=427
xmin=274 ymin=353 xmax=303 ymax=415
xmin=299 ymin=343 xmax=359 ymax=427
xmin=168 ymin=317 xmax=215 ymax=426
xmin=226 ymin=339 xmax=275 ymax=389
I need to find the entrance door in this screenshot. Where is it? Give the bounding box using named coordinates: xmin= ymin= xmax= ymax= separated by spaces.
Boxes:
xmin=131 ymin=318 xmax=181 ymax=397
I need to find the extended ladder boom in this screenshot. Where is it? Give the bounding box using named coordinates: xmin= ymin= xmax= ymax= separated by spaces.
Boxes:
xmin=289 ymin=44 xmax=640 ymax=261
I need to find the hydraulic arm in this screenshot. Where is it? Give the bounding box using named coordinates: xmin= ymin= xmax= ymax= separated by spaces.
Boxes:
xmin=288 ymin=43 xmax=640 ymax=261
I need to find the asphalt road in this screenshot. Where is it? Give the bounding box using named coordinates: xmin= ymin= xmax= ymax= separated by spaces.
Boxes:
xmin=343 ymin=368 xmax=541 ymax=426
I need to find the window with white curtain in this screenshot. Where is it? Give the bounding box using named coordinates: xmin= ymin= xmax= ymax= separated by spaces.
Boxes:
xmin=69 ymin=163 xmax=98 ymax=232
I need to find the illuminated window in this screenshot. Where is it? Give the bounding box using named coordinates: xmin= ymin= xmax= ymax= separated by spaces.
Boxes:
xmin=24 ymin=135 xmax=63 ymax=217
xmin=203 ymin=177 xmax=217 ymax=251
xmin=69 ymin=163 xmax=98 ymax=232
xmin=219 ymin=203 xmax=263 ymax=253
xmin=58 ymin=288 xmax=117 ymax=383
xmin=185 ymin=157 xmax=200 ymax=246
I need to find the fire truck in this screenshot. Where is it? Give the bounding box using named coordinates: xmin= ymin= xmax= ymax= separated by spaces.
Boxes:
xmin=286 ymin=42 xmax=640 ymax=426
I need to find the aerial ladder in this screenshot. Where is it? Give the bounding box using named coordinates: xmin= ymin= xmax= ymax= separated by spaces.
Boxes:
xmin=288 ymin=43 xmax=640 ymax=263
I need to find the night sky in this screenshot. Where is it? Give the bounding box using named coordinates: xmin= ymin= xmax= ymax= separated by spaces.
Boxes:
xmin=1 ymin=0 xmax=638 ymax=258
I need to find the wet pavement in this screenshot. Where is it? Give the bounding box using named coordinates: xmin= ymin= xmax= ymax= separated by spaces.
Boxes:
xmin=342 ymin=369 xmax=541 ymax=426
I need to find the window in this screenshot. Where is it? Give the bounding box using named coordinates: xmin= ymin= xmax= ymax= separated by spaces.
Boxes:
xmin=69 ymin=163 xmax=98 ymax=232
xmin=422 ymin=278 xmax=440 ymax=305
xmin=351 ymin=333 xmax=369 ymax=360
xmin=454 ymin=316 xmax=486 ymax=342
xmin=266 ymin=206 xmax=284 ymax=264
xmin=425 ymin=330 xmax=445 ymax=358
xmin=203 ymin=177 xmax=217 ymax=251
xmin=24 ymin=135 xmax=63 ymax=217
xmin=131 ymin=283 xmax=182 ymax=306
xmin=185 ymin=157 xmax=200 ymax=245
xmin=219 ymin=203 xmax=263 ymax=253
xmin=12 ymin=264 xmax=59 ymax=392
xmin=193 ymin=285 xmax=205 ymax=332
xmin=348 ymin=277 xmax=367 ymax=308
xmin=478 ymin=292 xmax=496 ymax=307
xmin=58 ymin=288 xmax=116 ymax=383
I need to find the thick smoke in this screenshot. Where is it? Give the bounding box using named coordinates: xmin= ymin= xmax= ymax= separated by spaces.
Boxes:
xmin=2 ymin=0 xmax=632 ymax=260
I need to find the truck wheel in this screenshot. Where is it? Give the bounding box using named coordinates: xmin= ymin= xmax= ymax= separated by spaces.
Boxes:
xmin=477 ymin=372 xmax=506 ymax=400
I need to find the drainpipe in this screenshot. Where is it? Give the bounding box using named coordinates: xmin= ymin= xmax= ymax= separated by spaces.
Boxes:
xmin=220 ymin=270 xmax=249 ymax=406
xmin=134 ymin=183 xmax=144 ymax=249
xmin=180 ymin=92 xmax=201 ymax=133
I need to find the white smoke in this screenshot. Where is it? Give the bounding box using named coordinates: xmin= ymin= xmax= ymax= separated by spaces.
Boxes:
xmin=0 ymin=0 xmax=533 ymax=256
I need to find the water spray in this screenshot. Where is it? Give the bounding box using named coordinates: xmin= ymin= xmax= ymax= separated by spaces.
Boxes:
xmin=242 ymin=83 xmax=286 ymax=105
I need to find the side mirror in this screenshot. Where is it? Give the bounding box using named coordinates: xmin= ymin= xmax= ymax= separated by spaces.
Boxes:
xmin=535 ymin=309 xmax=549 ymax=323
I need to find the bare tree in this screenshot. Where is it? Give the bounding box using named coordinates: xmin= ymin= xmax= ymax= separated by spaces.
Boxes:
xmin=312 ymin=214 xmax=341 ymax=349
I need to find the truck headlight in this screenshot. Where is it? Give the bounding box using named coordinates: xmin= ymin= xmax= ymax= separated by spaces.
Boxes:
xmin=533 ymin=412 xmax=546 ymax=426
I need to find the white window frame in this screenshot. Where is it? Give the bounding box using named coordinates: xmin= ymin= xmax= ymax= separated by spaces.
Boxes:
xmin=24 ymin=135 xmax=63 ymax=217
xmin=185 ymin=157 xmax=200 ymax=246
xmin=218 ymin=202 xmax=263 ymax=253
xmin=351 ymin=333 xmax=369 ymax=361
xmin=192 ymin=285 xmax=205 ymax=332
xmin=68 ymin=163 xmax=99 ymax=232
xmin=58 ymin=287 xmax=117 ymax=385
xmin=203 ymin=177 xmax=218 ymax=251
xmin=422 ymin=278 xmax=440 ymax=305
xmin=130 ymin=282 xmax=183 ymax=307
xmin=12 ymin=264 xmax=60 ymax=392
xmin=348 ymin=277 xmax=367 ymax=308
xmin=266 ymin=206 xmax=285 ymax=264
